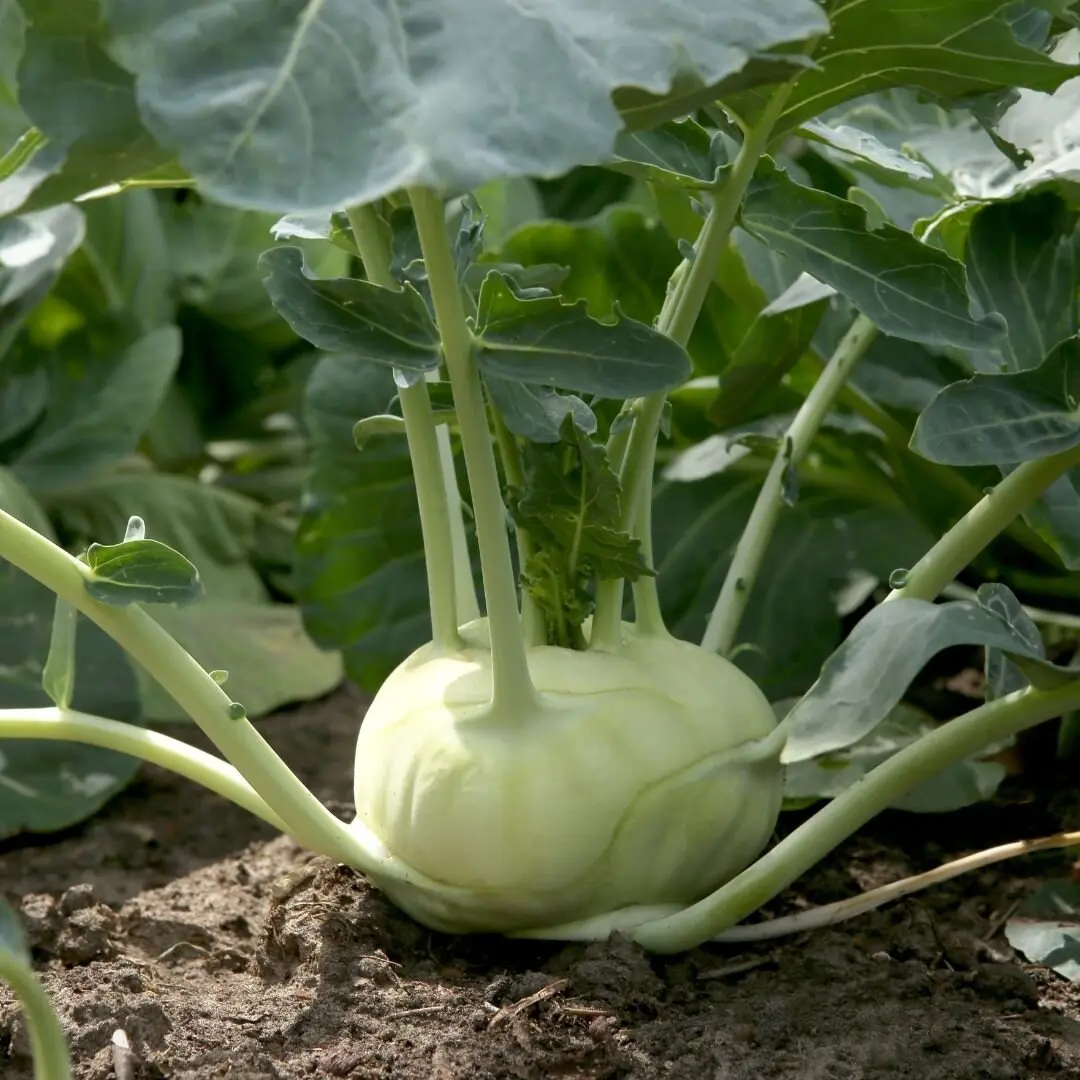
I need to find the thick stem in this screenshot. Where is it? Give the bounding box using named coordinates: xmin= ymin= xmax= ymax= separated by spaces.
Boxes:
xmin=592 ymin=84 xmax=794 ymax=648
xmin=0 ymin=509 xmax=362 ymax=866
xmin=408 ymin=187 xmax=538 ymax=714
xmin=632 ymin=678 xmax=1080 ymax=953
xmin=702 ymin=315 xmax=879 ymax=655
xmin=886 ymin=446 xmax=1080 ymax=604
xmin=346 ymin=203 xmax=462 ymax=648
xmin=0 ymin=707 xmax=289 ymax=832
xmin=0 ymin=953 xmax=71 ymax=1080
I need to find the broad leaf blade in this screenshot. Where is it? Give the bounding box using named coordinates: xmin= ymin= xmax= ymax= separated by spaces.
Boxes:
xmin=84 ymin=537 xmax=203 ymax=606
xmin=97 ymin=0 xmax=826 ymax=212
xmin=7 ymin=0 xmax=172 ymax=213
xmin=484 ymin=377 xmax=597 ymax=443
xmin=259 ymin=246 xmax=441 ymax=374
xmin=965 ymin=190 xmax=1080 ymax=371
xmin=911 ymin=337 xmax=1080 ymax=465
xmin=142 ymin=602 xmax=343 ymax=723
xmin=781 ymin=592 xmax=1058 ymax=763
xmin=475 ymin=271 xmax=691 ymax=398
xmin=783 ymin=702 xmax=1007 ymax=813
xmin=731 ymin=1 xmax=1080 ymax=138
xmin=739 ymin=161 xmax=1003 ymax=351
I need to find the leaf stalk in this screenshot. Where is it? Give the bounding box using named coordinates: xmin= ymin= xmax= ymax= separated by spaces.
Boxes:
xmin=346 ymin=203 xmax=465 ymax=648
xmin=887 ymin=445 xmax=1080 ymax=604
xmin=702 ymin=314 xmax=878 ymax=655
xmin=408 ymin=187 xmax=539 ymax=714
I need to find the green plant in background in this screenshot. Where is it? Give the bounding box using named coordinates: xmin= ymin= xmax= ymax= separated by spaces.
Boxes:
xmin=4 ymin=1 xmax=1080 ymax=1073
xmin=0 ymin=185 xmax=345 ymax=837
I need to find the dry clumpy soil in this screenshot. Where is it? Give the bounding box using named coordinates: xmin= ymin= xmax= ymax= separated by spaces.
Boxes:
xmin=5 ymin=685 xmax=1080 ymax=1079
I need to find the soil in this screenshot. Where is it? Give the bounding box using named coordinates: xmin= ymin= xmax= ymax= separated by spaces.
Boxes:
xmin=5 ymin=684 xmax=1080 ymax=1080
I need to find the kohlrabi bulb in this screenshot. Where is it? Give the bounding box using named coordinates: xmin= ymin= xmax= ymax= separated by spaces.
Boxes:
xmin=351 ymin=618 xmax=783 ymax=934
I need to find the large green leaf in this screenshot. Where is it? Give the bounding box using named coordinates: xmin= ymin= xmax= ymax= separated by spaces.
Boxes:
xmin=259 ymin=246 xmax=441 ymax=374
xmin=729 ymin=1 xmax=1080 ymax=137
xmin=143 ymin=602 xmax=342 ymax=722
xmin=475 ymin=271 xmax=691 ymax=398
xmin=7 ymin=0 xmax=172 ymax=214
xmin=781 ymin=587 xmax=1067 ymax=763
xmin=295 ymin=354 xmax=438 ymax=691
xmin=11 ymin=324 xmax=181 ymax=492
xmin=782 ymin=702 xmax=1007 ymax=813
xmin=0 ymin=470 xmax=143 ymax=837
xmin=483 ymin=378 xmax=596 ymax=443
xmin=739 ymin=162 xmax=1004 ymax=351
xmin=652 ymin=474 xmax=934 ymax=699
xmin=911 ymin=337 xmax=1080 ymax=465
xmin=96 ymin=0 xmax=826 ymax=212
xmin=965 ymin=190 xmax=1079 ymax=371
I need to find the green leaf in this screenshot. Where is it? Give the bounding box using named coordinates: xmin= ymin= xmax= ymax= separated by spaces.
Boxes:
xmin=911 ymin=337 xmax=1080 ymax=465
xmin=295 ymin=355 xmax=440 ymax=691
xmin=730 ymin=0 xmax=1080 ymax=138
xmin=258 ymin=246 xmax=441 ymax=374
xmin=1020 ymin=471 xmax=1080 ymax=569
xmin=609 ymin=120 xmax=728 ymax=188
xmin=95 ymin=0 xmax=826 ymax=212
xmin=708 ymin=275 xmax=830 ymax=430
xmin=798 ymin=119 xmax=936 ymax=183
xmin=782 ymin=702 xmax=1007 ymax=813
xmin=0 ymin=531 xmax=142 ymax=837
xmin=84 ymin=536 xmax=203 ymax=606
xmin=652 ymin=475 xmax=934 ymax=699
xmin=6 ymin=0 xmax=172 ymax=214
xmin=353 ymin=413 xmax=407 ymax=450
xmin=1006 ymin=880 xmax=1080 ymax=983
xmin=138 ymin=601 xmax=342 ymax=723
xmin=11 ymin=325 xmax=182 ymax=492
xmin=475 ymin=271 xmax=691 ymax=398
xmin=509 ymin=414 xmax=650 ymax=649
xmin=739 ymin=161 xmax=1004 ymax=351
xmin=965 ymin=190 xmax=1080 ymax=371
xmin=781 ymin=589 xmax=1063 ymax=763
xmin=980 ymin=581 xmax=1044 ymax=699
xmin=484 ymin=377 xmax=596 ymax=443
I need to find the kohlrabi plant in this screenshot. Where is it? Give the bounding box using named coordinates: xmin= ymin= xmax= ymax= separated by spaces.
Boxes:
xmin=6 ymin=1 xmax=1080 ymax=1072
